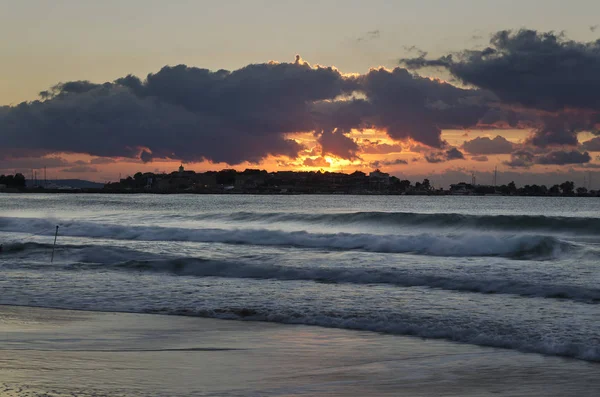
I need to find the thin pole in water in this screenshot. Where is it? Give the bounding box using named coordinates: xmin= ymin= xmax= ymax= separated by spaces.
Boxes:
xmin=51 ymin=225 xmax=59 ymax=263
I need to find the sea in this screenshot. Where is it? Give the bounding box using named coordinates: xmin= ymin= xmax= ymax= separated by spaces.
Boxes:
xmin=1 ymin=194 xmax=599 ymax=362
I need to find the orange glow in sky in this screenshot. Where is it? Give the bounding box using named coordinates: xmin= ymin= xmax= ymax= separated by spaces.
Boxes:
xmin=9 ymin=127 xmax=597 ymax=184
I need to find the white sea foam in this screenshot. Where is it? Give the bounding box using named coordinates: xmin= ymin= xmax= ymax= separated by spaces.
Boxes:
xmin=0 ymin=217 xmax=572 ymax=259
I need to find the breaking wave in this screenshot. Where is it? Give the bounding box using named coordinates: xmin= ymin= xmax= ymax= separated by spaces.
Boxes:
xmin=188 ymin=211 xmax=600 ymax=235
xmin=0 ymin=217 xmax=573 ymax=259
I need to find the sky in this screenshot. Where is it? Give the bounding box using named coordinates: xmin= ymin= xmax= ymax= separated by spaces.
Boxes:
xmin=1 ymin=0 xmax=600 ymax=187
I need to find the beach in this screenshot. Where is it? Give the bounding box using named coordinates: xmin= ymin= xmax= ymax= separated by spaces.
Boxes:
xmin=1 ymin=305 xmax=599 ymax=397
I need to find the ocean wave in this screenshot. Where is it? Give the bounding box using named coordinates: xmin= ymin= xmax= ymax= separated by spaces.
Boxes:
xmin=0 ymin=217 xmax=573 ymax=259
xmin=108 ymin=257 xmax=599 ymax=302
xmin=0 ymin=242 xmax=55 ymax=253
xmin=145 ymin=306 xmax=600 ymax=363
xmin=6 ymin=242 xmax=595 ymax=302
xmin=188 ymin=211 xmax=600 ymax=235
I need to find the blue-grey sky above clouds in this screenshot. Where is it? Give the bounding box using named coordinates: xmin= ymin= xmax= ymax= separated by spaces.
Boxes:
xmin=2 ymin=0 xmax=599 ymax=104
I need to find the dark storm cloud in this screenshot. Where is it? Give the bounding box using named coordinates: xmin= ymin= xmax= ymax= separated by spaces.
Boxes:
xmin=5 ymin=59 xmax=490 ymax=164
xmin=402 ymin=29 xmax=600 ymax=147
xmin=1 ymin=59 xmax=350 ymax=165
xmin=355 ymin=67 xmax=490 ymax=148
xmin=402 ymin=29 xmax=600 ymax=111
xmin=310 ymin=67 xmax=492 ymax=150
xmin=471 ymin=155 xmax=489 ymax=162
xmin=4 ymin=45 xmax=596 ymax=166
xmin=462 ymin=135 xmax=515 ymax=154
xmin=536 ymin=150 xmax=591 ymax=165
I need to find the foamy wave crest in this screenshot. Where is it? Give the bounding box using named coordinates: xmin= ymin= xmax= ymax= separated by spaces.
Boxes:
xmin=190 ymin=211 xmax=600 ymax=235
xmin=148 ymin=306 xmax=600 ymax=362
xmin=0 ymin=217 xmax=572 ymax=259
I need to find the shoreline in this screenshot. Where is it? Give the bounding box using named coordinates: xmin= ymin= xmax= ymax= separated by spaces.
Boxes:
xmin=2 ymin=303 xmax=597 ymax=365
xmin=2 ymin=304 xmax=599 ymax=396
xmin=2 ymin=190 xmax=599 ymax=197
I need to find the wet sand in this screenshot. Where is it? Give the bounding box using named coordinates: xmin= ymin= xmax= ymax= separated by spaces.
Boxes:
xmin=1 ymin=305 xmax=599 ymax=396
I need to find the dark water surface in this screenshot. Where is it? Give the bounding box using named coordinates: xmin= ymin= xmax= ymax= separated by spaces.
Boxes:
xmin=1 ymin=194 xmax=599 ymax=362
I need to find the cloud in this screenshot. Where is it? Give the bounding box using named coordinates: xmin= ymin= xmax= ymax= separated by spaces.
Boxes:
xmin=303 ymin=156 xmax=329 ymax=167
xmin=370 ymin=158 xmax=408 ymax=168
xmin=535 ymin=150 xmax=591 ymax=165
xmin=355 ymin=67 xmax=490 ymax=148
xmin=402 ymin=29 xmax=600 ymax=147
xmin=503 ymin=149 xmax=591 ymax=167
xmin=89 ymin=157 xmax=117 ymax=164
xmin=139 ymin=150 xmax=154 ymax=163
xmin=503 ymin=150 xmax=536 ymax=168
xmin=523 ymin=112 xmax=599 ymax=147
xmin=317 ymin=129 xmax=360 ymax=159
xmin=471 ymin=155 xmax=489 ymax=162
xmin=446 ymin=147 xmax=465 ymax=160
xmin=2 ymin=47 xmax=598 ymax=169
xmin=1 ymin=58 xmax=493 ymax=166
xmin=581 ymin=137 xmax=600 ymax=152
xmin=402 ymin=45 xmax=428 ymax=58
xmin=0 ymin=156 xmax=70 ymax=171
xmin=462 ymin=135 xmax=515 ymax=154
xmin=402 ymin=29 xmax=600 ymax=111
xmin=360 ymin=142 xmax=403 ymax=154
xmin=1 ymin=58 xmax=353 ymax=165
xmin=425 ymin=153 xmax=445 ymax=163
xmin=61 ymin=165 xmax=98 ymax=173
xmin=591 ymin=25 xmax=599 ymax=33
xmin=310 ymin=67 xmax=493 ymax=149
xmin=357 ymin=30 xmax=380 ymax=42
xmin=580 ymin=163 xmax=600 ymax=169
xmin=408 ymin=144 xmax=434 ymax=153
xmin=426 ymin=148 xmax=465 ymax=163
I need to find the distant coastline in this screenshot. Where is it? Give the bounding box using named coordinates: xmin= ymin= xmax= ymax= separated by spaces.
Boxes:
xmin=1 ymin=168 xmax=598 ymax=197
